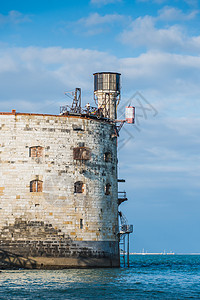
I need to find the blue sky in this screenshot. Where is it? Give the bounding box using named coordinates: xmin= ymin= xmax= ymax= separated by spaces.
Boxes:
xmin=0 ymin=0 xmax=200 ymax=253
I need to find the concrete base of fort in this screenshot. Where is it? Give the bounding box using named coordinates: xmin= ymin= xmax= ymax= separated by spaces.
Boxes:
xmin=9 ymin=257 xmax=119 ymax=269
xmin=0 ymin=241 xmax=120 ymax=269
xmin=0 ymin=256 xmax=120 ymax=269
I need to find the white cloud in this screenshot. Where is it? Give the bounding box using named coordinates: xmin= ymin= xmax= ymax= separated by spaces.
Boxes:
xmin=78 ymin=12 xmax=124 ymax=27
xmin=158 ymin=6 xmax=199 ymax=21
xmin=0 ymin=10 xmax=31 ymax=25
xmin=91 ymin=0 xmax=122 ymax=5
xmin=121 ymin=16 xmax=182 ymax=51
xmin=71 ymin=12 xmax=129 ymax=36
xmin=120 ymin=51 xmax=200 ymax=123
xmin=0 ymin=46 xmax=118 ymax=113
xmin=118 ymin=116 xmax=200 ymax=189
xmin=137 ymin=0 xmax=169 ymax=3
xmin=0 ymin=53 xmax=17 ymax=72
xmin=184 ymin=0 xmax=199 ymax=6
xmin=120 ymin=15 xmax=200 ymax=53
xmin=137 ymin=0 xmax=198 ymax=5
xmin=0 ymin=46 xmax=200 ymax=115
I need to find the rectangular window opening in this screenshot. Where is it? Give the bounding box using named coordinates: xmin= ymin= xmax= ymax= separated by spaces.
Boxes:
xmin=80 ymin=219 xmax=83 ymax=229
xmin=73 ymin=147 xmax=91 ymax=160
xmin=30 ymin=180 xmax=43 ymax=192
xmin=30 ymin=146 xmax=43 ymax=158
xmin=74 ymin=181 xmax=85 ymax=194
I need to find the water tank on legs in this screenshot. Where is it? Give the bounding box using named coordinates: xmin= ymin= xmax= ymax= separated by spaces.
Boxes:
xmin=93 ymin=72 xmax=121 ymax=120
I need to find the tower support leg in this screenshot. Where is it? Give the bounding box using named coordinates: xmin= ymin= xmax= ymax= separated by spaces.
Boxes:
xmin=127 ymin=233 xmax=130 ymax=268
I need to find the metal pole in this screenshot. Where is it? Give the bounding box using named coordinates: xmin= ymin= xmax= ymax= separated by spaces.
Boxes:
xmin=127 ymin=233 xmax=130 ymax=268
xmin=123 ymin=235 xmax=126 ymax=267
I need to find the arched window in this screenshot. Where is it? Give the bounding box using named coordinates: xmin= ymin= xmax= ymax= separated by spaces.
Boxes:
xmin=105 ymin=183 xmax=111 ymax=195
xmin=104 ymin=152 xmax=112 ymax=162
xmin=29 ymin=146 xmax=43 ymax=158
xmin=74 ymin=181 xmax=85 ymax=194
xmin=30 ymin=180 xmax=43 ymax=192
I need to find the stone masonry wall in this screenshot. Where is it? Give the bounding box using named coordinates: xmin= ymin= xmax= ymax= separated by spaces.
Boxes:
xmin=0 ymin=112 xmax=119 ymax=268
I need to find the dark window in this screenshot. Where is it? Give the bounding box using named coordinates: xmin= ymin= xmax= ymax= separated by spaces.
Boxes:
xmin=30 ymin=146 xmax=43 ymax=157
xmin=30 ymin=180 xmax=43 ymax=192
xmin=74 ymin=181 xmax=84 ymax=193
xmin=105 ymin=183 xmax=111 ymax=195
xmin=80 ymin=219 xmax=83 ymax=229
xmin=73 ymin=147 xmax=91 ymax=160
xmin=104 ymin=152 xmax=112 ymax=162
xmin=78 ymin=142 xmax=85 ymax=147
xmin=73 ymin=126 xmax=83 ymax=131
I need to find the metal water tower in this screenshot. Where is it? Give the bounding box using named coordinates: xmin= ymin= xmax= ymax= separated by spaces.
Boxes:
xmin=93 ymin=72 xmax=121 ymax=120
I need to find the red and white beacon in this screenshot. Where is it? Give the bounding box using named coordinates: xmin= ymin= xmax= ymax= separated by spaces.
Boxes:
xmin=125 ymin=106 xmax=135 ymax=124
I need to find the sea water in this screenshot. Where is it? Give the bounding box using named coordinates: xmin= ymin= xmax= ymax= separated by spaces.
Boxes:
xmin=0 ymin=255 xmax=200 ymax=299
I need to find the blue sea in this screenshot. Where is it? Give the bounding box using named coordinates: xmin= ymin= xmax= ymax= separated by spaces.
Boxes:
xmin=0 ymin=255 xmax=200 ymax=299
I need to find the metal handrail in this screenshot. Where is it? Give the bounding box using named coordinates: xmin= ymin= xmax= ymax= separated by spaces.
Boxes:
xmin=119 ymin=224 xmax=133 ymax=234
xmin=118 ymin=191 xmax=126 ymax=197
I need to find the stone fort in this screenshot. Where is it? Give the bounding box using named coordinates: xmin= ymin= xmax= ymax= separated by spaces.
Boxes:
xmin=0 ymin=72 xmax=132 ymax=269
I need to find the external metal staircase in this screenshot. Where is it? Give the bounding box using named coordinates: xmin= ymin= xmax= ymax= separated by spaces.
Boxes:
xmin=118 ymin=211 xmax=133 ymax=267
